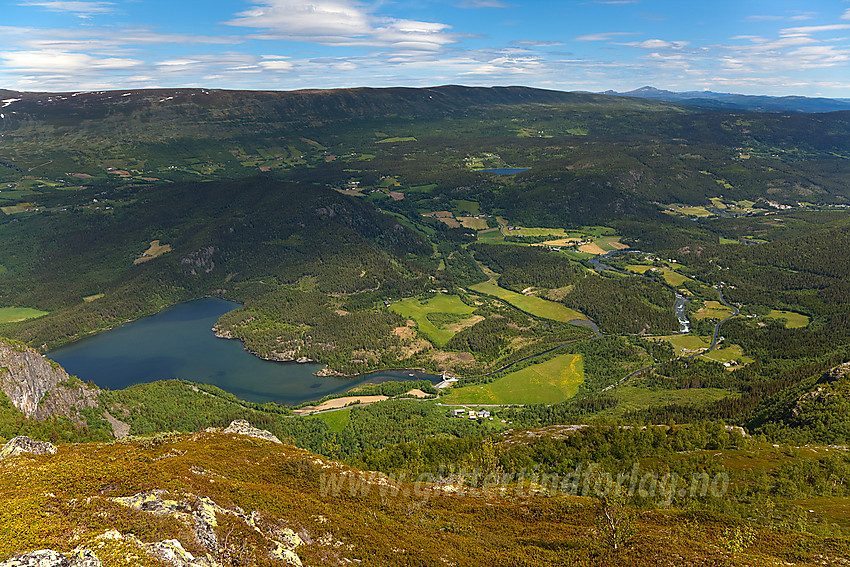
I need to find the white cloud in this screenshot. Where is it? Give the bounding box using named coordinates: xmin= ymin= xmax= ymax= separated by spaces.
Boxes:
xmin=19 ymin=1 xmax=114 ymax=17
xmin=157 ymin=59 xmax=201 ymax=67
xmin=843 ymin=9 xmax=850 ymax=20
xmin=745 ymin=15 xmax=783 ymax=22
xmin=458 ymin=0 xmax=510 ymax=8
xmin=781 ymin=24 xmax=850 ymax=36
xmin=0 ymin=49 xmax=140 ymax=72
xmin=574 ymin=32 xmax=635 ymax=41
xmin=226 ymin=1 xmax=456 ymax=51
xmin=258 ymin=59 xmax=294 ymax=70
xmin=622 ymin=39 xmax=688 ymax=49
xmin=510 ymin=40 xmax=564 ymax=46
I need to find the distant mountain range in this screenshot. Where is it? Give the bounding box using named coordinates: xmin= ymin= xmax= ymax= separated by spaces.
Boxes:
xmin=599 ymin=86 xmax=850 ymax=113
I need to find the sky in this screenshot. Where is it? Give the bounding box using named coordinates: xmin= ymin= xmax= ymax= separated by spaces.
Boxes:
xmin=1 ymin=0 xmax=850 ymax=96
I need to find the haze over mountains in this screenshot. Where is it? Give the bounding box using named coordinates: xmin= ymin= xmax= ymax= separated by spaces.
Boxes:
xmin=600 ymin=86 xmax=850 ymax=113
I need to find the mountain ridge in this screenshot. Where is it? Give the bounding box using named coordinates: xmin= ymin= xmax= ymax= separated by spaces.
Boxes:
xmin=600 ymin=85 xmax=850 ymax=113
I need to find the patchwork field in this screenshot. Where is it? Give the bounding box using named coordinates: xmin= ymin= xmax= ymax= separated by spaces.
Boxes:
xmin=0 ymin=307 xmax=49 ymax=324
xmin=457 ymin=216 xmax=488 ymax=230
xmin=692 ymin=301 xmax=735 ymax=320
xmin=390 ymin=294 xmax=478 ymax=346
xmin=469 ymin=280 xmax=586 ymax=323
xmin=440 ymin=353 xmax=584 ymax=404
xmin=503 ymin=226 xmax=571 ymax=238
xmin=654 ymin=334 xmax=752 ymax=366
xmin=655 ymin=334 xmax=711 ymax=355
xmin=0 ymin=202 xmax=35 ymax=214
xmin=766 ymin=309 xmax=810 ymax=329
xmin=701 ymin=344 xmax=755 ymax=365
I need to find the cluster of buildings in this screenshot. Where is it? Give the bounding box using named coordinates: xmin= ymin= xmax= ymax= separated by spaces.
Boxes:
xmin=451 ymin=408 xmax=493 ymax=420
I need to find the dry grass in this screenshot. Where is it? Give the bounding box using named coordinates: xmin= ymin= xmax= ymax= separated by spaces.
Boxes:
xmin=577 ymin=242 xmax=606 ymax=254
xmin=133 ymin=240 xmax=172 ymax=264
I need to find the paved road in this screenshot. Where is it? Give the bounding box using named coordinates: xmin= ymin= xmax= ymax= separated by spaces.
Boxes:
xmin=601 ymin=285 xmax=741 ymax=392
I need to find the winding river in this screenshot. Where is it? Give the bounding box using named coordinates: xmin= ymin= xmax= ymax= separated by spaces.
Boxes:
xmin=588 ymin=249 xmax=691 ymax=333
xmin=47 ymin=297 xmax=438 ymax=405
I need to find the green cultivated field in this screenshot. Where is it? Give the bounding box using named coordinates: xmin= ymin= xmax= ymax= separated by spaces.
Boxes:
xmin=701 ymin=344 xmax=755 ymax=365
xmin=441 ymin=354 xmax=584 ymax=404
xmin=470 ymin=280 xmax=586 ymax=322
xmin=390 ymin=294 xmax=476 ymax=346
xmin=692 ymin=300 xmax=735 ymax=320
xmin=655 ymin=334 xmax=710 ymax=355
xmin=308 ymin=408 xmax=352 ymax=432
xmin=766 ymin=309 xmax=810 ymax=328
xmin=660 ymin=268 xmax=690 ymax=287
xmin=0 ymin=307 xmax=49 ymax=324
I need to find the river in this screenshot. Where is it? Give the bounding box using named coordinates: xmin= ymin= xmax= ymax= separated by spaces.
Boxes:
xmin=47 ymin=297 xmax=438 ymax=405
xmin=588 ymin=249 xmax=691 ymax=333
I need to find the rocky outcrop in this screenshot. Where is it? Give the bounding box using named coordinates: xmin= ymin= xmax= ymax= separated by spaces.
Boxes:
xmin=0 ymin=339 xmax=98 ymax=421
xmin=819 ymin=361 xmax=850 ymax=384
xmin=222 ymin=419 xmax=282 ymax=444
xmin=110 ymin=490 xmax=302 ymax=566
xmin=0 ymin=549 xmax=101 ymax=567
xmin=0 ymin=436 xmax=57 ymax=459
xmin=0 ymin=339 xmax=129 ymax=438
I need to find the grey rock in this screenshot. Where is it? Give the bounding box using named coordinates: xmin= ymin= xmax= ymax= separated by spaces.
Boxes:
xmin=222 ymin=419 xmax=282 ymax=444
xmin=0 ymin=549 xmax=101 ymax=567
xmin=0 ymin=436 xmax=57 ymax=459
xmin=0 ymin=340 xmax=97 ymax=421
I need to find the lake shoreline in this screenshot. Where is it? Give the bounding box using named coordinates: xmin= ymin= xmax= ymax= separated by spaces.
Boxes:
xmin=48 ymin=297 xmax=440 ymax=405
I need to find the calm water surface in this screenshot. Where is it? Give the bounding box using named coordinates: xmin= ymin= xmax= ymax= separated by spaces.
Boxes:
xmin=47 ymin=297 xmax=438 ymax=405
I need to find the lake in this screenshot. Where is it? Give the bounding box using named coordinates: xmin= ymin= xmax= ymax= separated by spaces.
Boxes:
xmin=47 ymin=297 xmax=438 ymax=405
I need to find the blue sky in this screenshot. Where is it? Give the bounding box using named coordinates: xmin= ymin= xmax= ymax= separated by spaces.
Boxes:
xmin=1 ymin=0 xmax=850 ymax=95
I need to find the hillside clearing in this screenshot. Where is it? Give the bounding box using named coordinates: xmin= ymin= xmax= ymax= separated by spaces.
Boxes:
xmin=440 ymin=354 xmax=584 ymax=404
xmin=390 ymin=295 xmax=477 ymax=346
xmin=0 ymin=307 xmax=49 ymax=324
xmin=470 ymin=280 xmax=586 ymax=323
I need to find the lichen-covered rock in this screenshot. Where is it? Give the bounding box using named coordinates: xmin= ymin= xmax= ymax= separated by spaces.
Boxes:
xmin=110 ymin=490 xmax=302 ymax=566
xmin=0 ymin=436 xmax=57 ymax=459
xmin=92 ymin=530 xmax=218 ymax=567
xmin=144 ymin=540 xmax=206 ymax=567
xmin=222 ymin=419 xmax=282 ymax=444
xmin=0 ymin=549 xmax=102 ymax=567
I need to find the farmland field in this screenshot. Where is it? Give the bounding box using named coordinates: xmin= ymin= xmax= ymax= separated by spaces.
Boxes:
xmin=134 ymin=240 xmax=172 ymax=264
xmin=502 ymin=226 xmax=571 ymax=238
xmin=659 ymin=268 xmax=690 ymax=287
xmin=440 ymin=354 xmax=584 ymax=404
xmin=308 ymin=408 xmax=352 ymax=432
xmin=457 ymin=216 xmax=488 ymax=230
xmin=655 ymin=334 xmax=711 ymax=355
xmin=0 ymin=307 xmax=49 ymax=324
xmin=766 ymin=309 xmax=810 ymax=328
xmin=469 ymin=280 xmax=586 ymax=323
xmin=390 ymin=295 xmax=477 ymax=346
xmin=692 ymin=301 xmax=735 ymax=320
xmin=701 ymin=344 xmax=755 ymax=365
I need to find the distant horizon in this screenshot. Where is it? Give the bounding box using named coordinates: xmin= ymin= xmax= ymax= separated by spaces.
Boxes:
xmin=1 ymin=1 xmax=849 ymax=97
xmin=3 ymin=83 xmax=850 ymax=103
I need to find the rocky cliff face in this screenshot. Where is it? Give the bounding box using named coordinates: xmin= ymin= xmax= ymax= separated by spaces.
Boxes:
xmin=0 ymin=339 xmax=99 ymax=422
